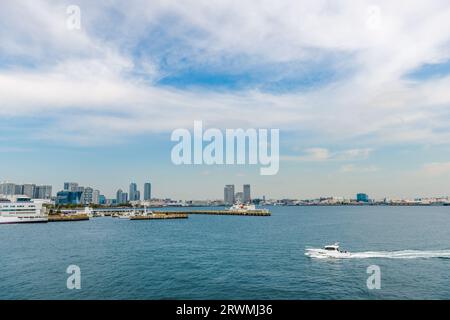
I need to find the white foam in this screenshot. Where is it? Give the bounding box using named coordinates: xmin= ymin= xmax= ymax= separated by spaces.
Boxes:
xmin=305 ymin=248 xmax=450 ymax=259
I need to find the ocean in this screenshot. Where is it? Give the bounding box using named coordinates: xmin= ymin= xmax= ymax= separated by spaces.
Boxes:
xmin=1 ymin=206 xmax=450 ymax=299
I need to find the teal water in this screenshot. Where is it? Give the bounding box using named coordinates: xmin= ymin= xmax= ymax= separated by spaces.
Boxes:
xmin=1 ymin=206 xmax=450 ymax=299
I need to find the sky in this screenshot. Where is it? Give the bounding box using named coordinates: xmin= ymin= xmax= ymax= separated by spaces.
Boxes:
xmin=1 ymin=0 xmax=450 ymax=200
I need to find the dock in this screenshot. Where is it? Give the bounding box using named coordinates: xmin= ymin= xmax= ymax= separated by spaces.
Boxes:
xmin=129 ymin=213 xmax=188 ymax=220
xmin=160 ymin=210 xmax=271 ymax=216
xmin=48 ymin=214 xmax=90 ymax=222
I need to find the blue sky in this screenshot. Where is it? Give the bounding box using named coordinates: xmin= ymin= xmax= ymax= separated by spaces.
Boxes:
xmin=2 ymin=0 xmax=450 ymax=200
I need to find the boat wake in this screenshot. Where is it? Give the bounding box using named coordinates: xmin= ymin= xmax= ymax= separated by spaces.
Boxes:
xmin=305 ymin=248 xmax=450 ymax=260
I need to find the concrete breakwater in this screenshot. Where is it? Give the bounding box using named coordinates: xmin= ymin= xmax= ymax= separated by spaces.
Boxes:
xmin=48 ymin=214 xmax=90 ymax=222
xmin=161 ymin=210 xmax=271 ymax=216
xmin=129 ymin=213 xmax=188 ymax=220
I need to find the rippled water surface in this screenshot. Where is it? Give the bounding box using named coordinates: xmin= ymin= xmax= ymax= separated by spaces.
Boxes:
xmin=1 ymin=206 xmax=450 ymax=299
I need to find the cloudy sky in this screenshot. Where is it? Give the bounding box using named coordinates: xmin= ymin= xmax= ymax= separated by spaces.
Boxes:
xmin=1 ymin=0 xmax=450 ymax=200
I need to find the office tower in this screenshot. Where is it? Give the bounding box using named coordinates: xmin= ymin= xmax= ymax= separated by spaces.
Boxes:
xmin=235 ymin=192 xmax=243 ymax=203
xmin=14 ymin=184 xmax=24 ymax=195
xmin=144 ymin=183 xmax=152 ymax=201
xmin=99 ymin=195 xmax=106 ymax=205
xmin=224 ymin=184 xmax=235 ymax=205
xmin=122 ymin=192 xmax=128 ymax=203
xmin=81 ymin=187 xmax=94 ymax=204
xmin=116 ymin=189 xmax=123 ymax=204
xmin=35 ymin=185 xmax=52 ymax=199
xmin=243 ymin=184 xmax=251 ymax=203
xmin=129 ymin=182 xmax=139 ymax=201
xmin=0 ymin=183 xmax=16 ymax=195
xmin=92 ymin=190 xmax=100 ymax=205
xmin=23 ymin=184 xmax=36 ymax=198
xmin=64 ymin=182 xmax=79 ymax=192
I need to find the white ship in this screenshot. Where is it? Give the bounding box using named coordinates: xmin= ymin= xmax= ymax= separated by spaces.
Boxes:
xmin=228 ymin=202 xmax=269 ymax=214
xmin=0 ymin=196 xmax=48 ymax=224
xmin=305 ymin=242 xmax=351 ymax=259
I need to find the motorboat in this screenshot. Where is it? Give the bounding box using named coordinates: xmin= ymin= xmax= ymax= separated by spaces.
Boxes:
xmin=305 ymin=242 xmax=351 ymax=259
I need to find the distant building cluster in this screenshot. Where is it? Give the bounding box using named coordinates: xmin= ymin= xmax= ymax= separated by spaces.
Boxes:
xmin=224 ymin=184 xmax=251 ymax=205
xmin=0 ymin=182 xmax=52 ymax=199
xmin=115 ymin=182 xmax=152 ymax=205
xmin=56 ymin=182 xmax=104 ymax=205
xmin=56 ymin=181 xmax=152 ymax=206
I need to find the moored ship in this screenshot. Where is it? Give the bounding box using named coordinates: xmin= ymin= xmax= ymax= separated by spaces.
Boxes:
xmin=0 ymin=196 xmax=48 ymax=224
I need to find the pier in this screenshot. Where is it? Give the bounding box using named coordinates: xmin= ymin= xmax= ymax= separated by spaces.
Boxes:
xmin=130 ymin=213 xmax=188 ymax=220
xmin=48 ymin=214 xmax=90 ymax=222
xmin=161 ymin=210 xmax=271 ymax=216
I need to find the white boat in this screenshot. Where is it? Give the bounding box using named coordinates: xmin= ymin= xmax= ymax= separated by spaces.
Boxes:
xmin=118 ymin=208 xmax=138 ymax=219
xmin=0 ymin=196 xmax=48 ymax=224
xmin=305 ymin=242 xmax=351 ymax=259
xmin=142 ymin=206 xmax=153 ymax=216
xmin=228 ymin=202 xmax=269 ymax=213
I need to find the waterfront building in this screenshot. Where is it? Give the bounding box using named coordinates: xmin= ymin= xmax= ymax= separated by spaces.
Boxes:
xmin=224 ymin=185 xmax=235 ymax=205
xmin=144 ymin=182 xmax=152 ymax=201
xmin=243 ymin=184 xmax=251 ymax=203
xmin=357 ymin=193 xmax=369 ymax=202
xmin=56 ymin=191 xmax=83 ymax=205
xmin=235 ymin=192 xmax=243 ymax=203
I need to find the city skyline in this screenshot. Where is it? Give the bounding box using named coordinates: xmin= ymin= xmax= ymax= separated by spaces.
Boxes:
xmin=2 ymin=1 xmax=450 ymax=199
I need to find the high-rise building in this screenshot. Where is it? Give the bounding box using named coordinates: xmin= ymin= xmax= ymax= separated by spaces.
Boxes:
xmin=92 ymin=190 xmax=100 ymax=205
xmin=224 ymin=185 xmax=235 ymax=205
xmin=81 ymin=187 xmax=94 ymax=204
xmin=99 ymin=195 xmax=106 ymax=205
xmin=23 ymin=184 xmax=36 ymax=198
xmin=116 ymin=189 xmax=129 ymax=204
xmin=35 ymin=185 xmax=52 ymax=199
xmin=116 ymin=189 xmax=123 ymax=204
xmin=129 ymin=183 xmax=140 ymax=201
xmin=243 ymin=184 xmax=251 ymax=203
xmin=235 ymin=192 xmax=243 ymax=203
xmin=144 ymin=182 xmax=152 ymax=201
xmin=0 ymin=183 xmax=16 ymax=195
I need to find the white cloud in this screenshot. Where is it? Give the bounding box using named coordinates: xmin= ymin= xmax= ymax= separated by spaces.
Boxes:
xmin=1 ymin=0 xmax=450 ymax=147
xmin=282 ymin=148 xmax=372 ymax=162
xmin=423 ymin=162 xmax=450 ymax=175
xmin=340 ymin=164 xmax=379 ymax=173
